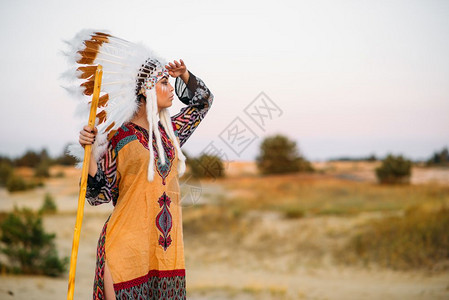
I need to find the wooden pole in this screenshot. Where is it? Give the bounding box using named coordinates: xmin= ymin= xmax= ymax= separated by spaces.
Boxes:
xmin=67 ymin=65 xmax=103 ymax=300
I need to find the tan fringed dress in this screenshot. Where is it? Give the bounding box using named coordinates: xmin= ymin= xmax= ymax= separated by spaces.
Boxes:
xmin=85 ymin=71 xmax=213 ymax=299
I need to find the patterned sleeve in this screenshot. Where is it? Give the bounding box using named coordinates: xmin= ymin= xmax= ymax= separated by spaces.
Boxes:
xmin=171 ymin=70 xmax=214 ymax=147
xmin=85 ymin=141 xmax=119 ymax=206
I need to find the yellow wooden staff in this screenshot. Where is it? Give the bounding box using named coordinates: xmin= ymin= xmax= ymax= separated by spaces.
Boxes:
xmin=67 ymin=65 xmax=103 ymax=300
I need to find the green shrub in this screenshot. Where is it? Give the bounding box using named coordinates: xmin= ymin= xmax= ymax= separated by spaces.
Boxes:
xmin=0 ymin=162 xmax=13 ymax=186
xmin=345 ymin=207 xmax=449 ymax=270
xmin=54 ymin=170 xmax=65 ymax=178
xmin=5 ymin=173 xmax=43 ymax=192
xmin=284 ymin=207 xmax=305 ymax=219
xmin=189 ymin=154 xmax=225 ymax=179
xmin=0 ymin=207 xmax=67 ymax=277
xmin=6 ymin=175 xmax=28 ymax=192
xmin=40 ymin=193 xmax=57 ymax=214
xmin=34 ymin=160 xmax=51 ymax=178
xmin=426 ymin=147 xmax=449 ymax=166
xmin=256 ymin=134 xmax=313 ymax=175
xmin=375 ymin=154 xmax=412 ymax=184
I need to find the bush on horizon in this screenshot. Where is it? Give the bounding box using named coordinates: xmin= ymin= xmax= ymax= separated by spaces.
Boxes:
xmin=375 ymin=154 xmax=412 ymax=184
xmin=256 ymin=134 xmax=313 ymax=175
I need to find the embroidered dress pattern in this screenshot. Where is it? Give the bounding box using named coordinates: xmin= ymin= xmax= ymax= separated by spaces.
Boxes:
xmin=152 ymin=125 xmax=176 ymax=185
xmin=86 ymin=71 xmax=213 ymax=299
xmin=133 ymin=122 xmax=176 ymax=185
xmin=156 ymin=192 xmax=173 ymax=251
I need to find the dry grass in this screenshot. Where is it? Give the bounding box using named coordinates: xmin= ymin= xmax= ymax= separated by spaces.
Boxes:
xmin=340 ymin=205 xmax=449 ymax=271
xmin=184 ymin=173 xmax=449 ymax=271
xmin=218 ymin=173 xmax=449 ymax=217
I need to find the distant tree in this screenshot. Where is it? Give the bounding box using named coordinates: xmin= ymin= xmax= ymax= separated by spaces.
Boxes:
xmin=14 ymin=149 xmax=52 ymax=168
xmin=366 ymin=154 xmax=377 ymax=162
xmin=38 ymin=149 xmax=50 ymax=163
xmin=55 ymin=144 xmax=77 ymax=166
xmin=0 ymin=207 xmax=67 ymax=276
xmin=329 ymin=157 xmax=348 ymax=162
xmin=375 ymin=154 xmax=412 ymax=184
xmin=0 ymin=162 xmax=13 ymax=186
xmin=442 ymin=148 xmax=449 ymax=163
xmin=189 ymin=154 xmax=225 ymax=179
xmin=330 ymin=154 xmax=377 ymax=162
xmin=256 ymin=134 xmax=313 ymax=175
xmin=14 ymin=150 xmax=40 ymax=167
xmin=34 ymin=160 xmax=50 ymax=178
xmin=0 ymin=155 xmax=13 ymax=165
xmin=426 ymin=147 xmax=449 ymax=167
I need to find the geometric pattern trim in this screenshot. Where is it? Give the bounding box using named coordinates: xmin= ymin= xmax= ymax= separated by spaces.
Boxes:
xmin=114 ymin=269 xmax=186 ymax=299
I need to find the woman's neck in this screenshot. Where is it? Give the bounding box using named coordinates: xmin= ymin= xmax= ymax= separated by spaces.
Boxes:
xmin=130 ymin=118 xmax=149 ymax=130
xmin=130 ymin=110 xmax=149 ymax=130
xmin=131 ymin=102 xmax=150 ymax=130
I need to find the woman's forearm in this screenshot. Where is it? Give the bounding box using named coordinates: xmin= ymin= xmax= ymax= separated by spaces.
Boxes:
xmin=88 ymin=152 xmax=98 ymax=177
xmin=179 ymin=70 xmax=190 ymax=85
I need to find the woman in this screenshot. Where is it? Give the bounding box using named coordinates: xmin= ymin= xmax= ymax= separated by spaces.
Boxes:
xmin=69 ymin=31 xmax=213 ymax=299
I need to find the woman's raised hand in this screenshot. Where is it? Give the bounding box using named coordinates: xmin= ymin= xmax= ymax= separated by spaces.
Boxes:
xmin=79 ymin=125 xmax=98 ymax=148
xmin=165 ymin=59 xmax=187 ymax=78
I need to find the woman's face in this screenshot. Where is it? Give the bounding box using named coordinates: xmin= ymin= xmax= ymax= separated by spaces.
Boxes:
xmin=156 ymin=76 xmax=174 ymax=111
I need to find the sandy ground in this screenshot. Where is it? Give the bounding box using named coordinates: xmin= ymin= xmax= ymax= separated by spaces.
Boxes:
xmin=1 ymin=261 xmax=448 ymax=299
xmin=1 ymin=211 xmax=448 ymax=300
xmin=0 ymin=164 xmax=448 ymax=299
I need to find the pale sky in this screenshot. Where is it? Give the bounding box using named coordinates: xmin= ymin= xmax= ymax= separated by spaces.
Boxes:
xmin=0 ymin=0 xmax=448 ymax=161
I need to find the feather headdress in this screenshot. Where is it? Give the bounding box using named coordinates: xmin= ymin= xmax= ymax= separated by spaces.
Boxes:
xmin=61 ymin=29 xmax=186 ymax=181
